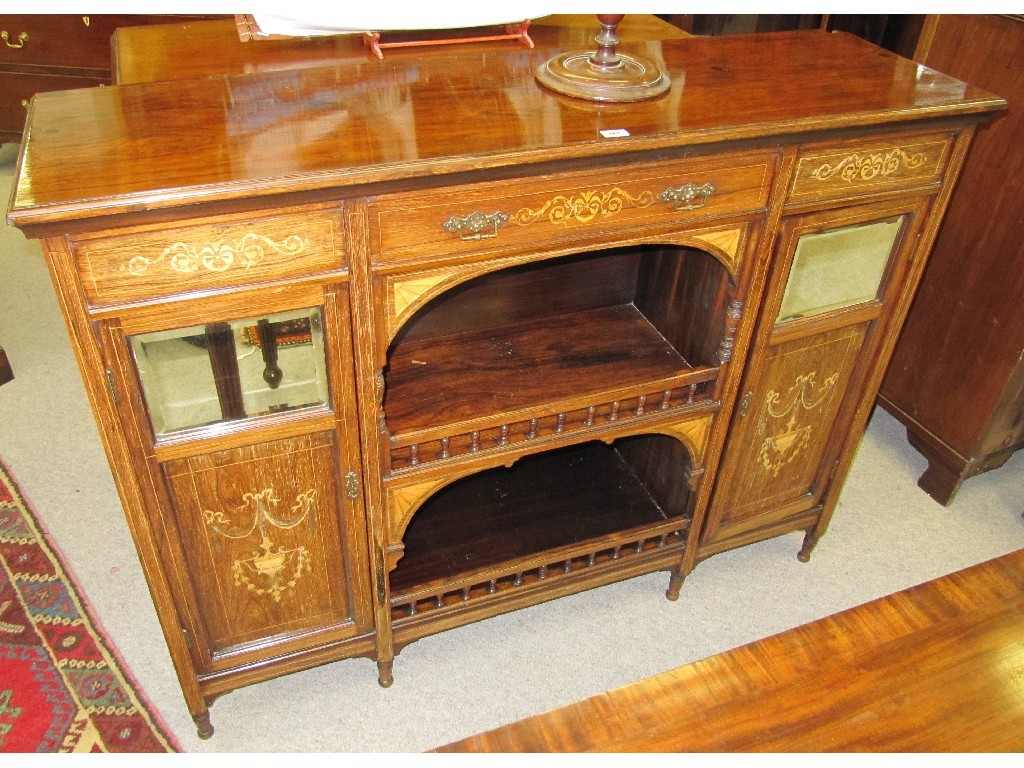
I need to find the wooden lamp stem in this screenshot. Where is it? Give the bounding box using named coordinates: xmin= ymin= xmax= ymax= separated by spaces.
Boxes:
xmin=590 ymin=14 xmax=625 ymax=68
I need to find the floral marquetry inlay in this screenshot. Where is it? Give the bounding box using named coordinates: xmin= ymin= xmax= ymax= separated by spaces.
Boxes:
xmin=203 ymin=488 xmax=317 ymax=602
xmin=123 ymin=233 xmax=307 ymax=276
xmin=510 ymin=187 xmax=656 ymax=227
xmin=810 ymin=148 xmax=928 ymax=184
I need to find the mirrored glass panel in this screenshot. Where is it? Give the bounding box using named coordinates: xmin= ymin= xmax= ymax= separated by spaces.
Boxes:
xmin=130 ymin=307 xmax=329 ymax=436
xmin=777 ymin=215 xmax=904 ymax=323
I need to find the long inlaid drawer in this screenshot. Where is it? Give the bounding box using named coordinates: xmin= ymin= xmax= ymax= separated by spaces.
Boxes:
xmin=71 ymin=203 xmax=346 ymax=306
xmin=368 ymin=152 xmax=776 ymax=266
xmin=788 ymin=133 xmax=954 ymax=205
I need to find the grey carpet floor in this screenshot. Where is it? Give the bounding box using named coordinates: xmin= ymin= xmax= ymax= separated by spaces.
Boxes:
xmin=2 ymin=140 xmax=1023 ymax=753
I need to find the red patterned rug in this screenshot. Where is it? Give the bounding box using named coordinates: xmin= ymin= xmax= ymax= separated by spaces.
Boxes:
xmin=0 ymin=460 xmax=179 ymax=752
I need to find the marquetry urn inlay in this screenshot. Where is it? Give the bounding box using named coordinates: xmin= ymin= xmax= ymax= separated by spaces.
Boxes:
xmin=757 ymin=372 xmax=840 ymax=475
xmin=203 ymin=488 xmax=317 ymax=602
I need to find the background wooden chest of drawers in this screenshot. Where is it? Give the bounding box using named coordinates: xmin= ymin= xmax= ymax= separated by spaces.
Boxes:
xmin=0 ymin=15 xmax=220 ymax=144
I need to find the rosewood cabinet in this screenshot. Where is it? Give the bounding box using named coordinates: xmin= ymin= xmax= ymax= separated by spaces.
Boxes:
xmin=5 ymin=19 xmax=1001 ymax=737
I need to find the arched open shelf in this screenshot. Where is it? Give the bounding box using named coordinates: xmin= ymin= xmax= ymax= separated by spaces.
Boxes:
xmin=388 ymin=432 xmax=696 ymax=628
xmin=382 ymin=241 xmax=738 ymax=471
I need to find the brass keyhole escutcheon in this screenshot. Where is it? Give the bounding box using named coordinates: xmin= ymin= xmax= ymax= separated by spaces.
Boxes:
xmin=738 ymin=390 xmax=755 ymax=417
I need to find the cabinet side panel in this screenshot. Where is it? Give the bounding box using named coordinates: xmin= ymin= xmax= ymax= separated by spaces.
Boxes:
xmin=880 ymin=15 xmax=1024 ymax=459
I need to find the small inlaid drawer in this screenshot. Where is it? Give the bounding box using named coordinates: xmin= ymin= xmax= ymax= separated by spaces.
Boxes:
xmin=789 ymin=134 xmax=954 ymax=205
xmin=71 ymin=204 xmax=346 ymax=306
xmin=368 ymin=152 xmax=776 ymax=266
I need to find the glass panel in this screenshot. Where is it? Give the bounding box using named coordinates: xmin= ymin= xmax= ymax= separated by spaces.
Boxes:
xmin=130 ymin=307 xmax=329 ymax=436
xmin=777 ymin=215 xmax=904 ymax=323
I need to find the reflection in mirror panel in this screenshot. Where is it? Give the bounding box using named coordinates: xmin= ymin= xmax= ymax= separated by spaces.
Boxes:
xmin=130 ymin=307 xmax=330 ymax=436
xmin=777 ymin=215 xmax=904 ymax=323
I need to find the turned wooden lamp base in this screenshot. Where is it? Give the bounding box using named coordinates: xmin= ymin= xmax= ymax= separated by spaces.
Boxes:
xmin=535 ymin=14 xmax=670 ymax=102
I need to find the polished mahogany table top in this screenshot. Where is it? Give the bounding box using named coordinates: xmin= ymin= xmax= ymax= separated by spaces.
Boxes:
xmin=8 ymin=19 xmax=1003 ymax=233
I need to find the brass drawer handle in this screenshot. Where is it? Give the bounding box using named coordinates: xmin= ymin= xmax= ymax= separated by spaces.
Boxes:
xmin=20 ymin=99 xmax=29 ymax=109
xmin=443 ymin=210 xmax=509 ymax=241
xmin=2 ymin=31 xmax=29 ymax=49
xmin=660 ymin=182 xmax=716 ymax=211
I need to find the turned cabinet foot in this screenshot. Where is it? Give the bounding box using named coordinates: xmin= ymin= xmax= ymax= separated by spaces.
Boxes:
xmin=665 ymin=567 xmax=685 ymax=601
xmin=377 ymin=659 xmax=394 ymax=688
xmin=797 ymin=530 xmax=818 ymax=563
xmin=193 ymin=710 xmax=214 ymax=740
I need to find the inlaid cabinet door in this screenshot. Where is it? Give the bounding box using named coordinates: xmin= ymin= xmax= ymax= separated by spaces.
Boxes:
xmin=163 ymin=431 xmax=367 ymax=668
xmin=701 ymin=325 xmax=868 ymax=542
xmin=702 ymin=199 xmax=929 ymax=549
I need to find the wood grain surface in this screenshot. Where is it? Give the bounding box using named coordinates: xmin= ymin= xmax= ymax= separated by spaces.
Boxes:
xmin=436 ymin=547 xmax=1024 ymax=752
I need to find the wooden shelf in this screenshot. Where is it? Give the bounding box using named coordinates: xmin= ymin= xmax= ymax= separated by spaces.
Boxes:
xmin=384 ymin=304 xmax=710 ymax=443
xmin=390 ymin=441 xmax=687 ymax=594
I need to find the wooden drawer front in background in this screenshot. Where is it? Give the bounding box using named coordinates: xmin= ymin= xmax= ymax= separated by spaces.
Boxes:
xmin=788 ymin=133 xmax=953 ymax=205
xmin=162 ymin=432 xmax=362 ymax=665
xmin=72 ymin=204 xmax=346 ymax=307
xmin=0 ymin=70 xmax=105 ymax=135
xmin=368 ymin=152 xmax=775 ymax=266
xmin=0 ymin=15 xmax=152 ymax=69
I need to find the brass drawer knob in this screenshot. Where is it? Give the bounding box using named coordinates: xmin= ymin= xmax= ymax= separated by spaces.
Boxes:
xmin=2 ymin=31 xmax=29 ymax=49
xmin=442 ymin=210 xmax=509 ymax=240
xmin=660 ymin=182 xmax=716 ymax=211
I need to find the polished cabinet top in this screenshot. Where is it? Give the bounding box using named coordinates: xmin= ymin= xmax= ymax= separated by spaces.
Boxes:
xmin=8 ymin=25 xmax=1003 ymax=232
